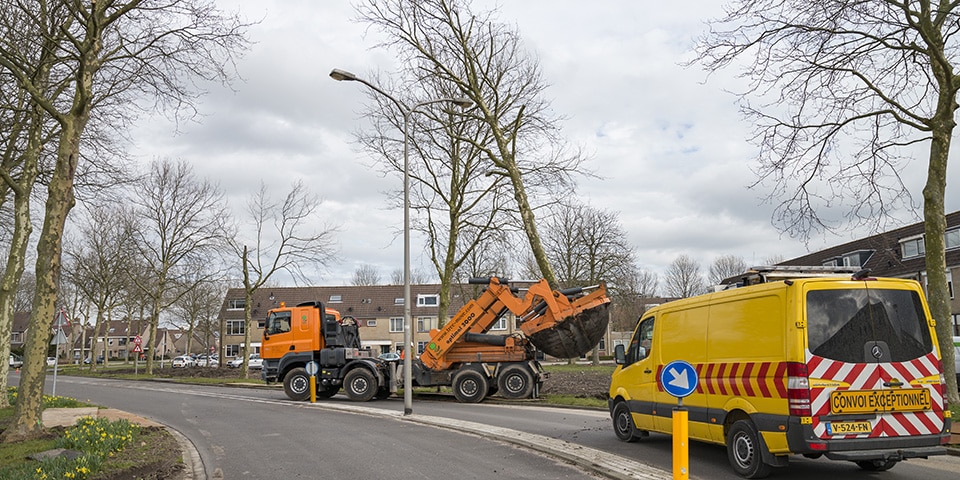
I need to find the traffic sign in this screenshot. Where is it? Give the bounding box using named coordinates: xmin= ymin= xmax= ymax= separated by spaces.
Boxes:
xmin=132 ymin=344 xmax=143 ymax=353
xmin=660 ymin=360 xmax=699 ymax=398
xmin=305 ymin=361 xmax=319 ymax=376
xmin=134 ymin=335 xmax=142 ymax=346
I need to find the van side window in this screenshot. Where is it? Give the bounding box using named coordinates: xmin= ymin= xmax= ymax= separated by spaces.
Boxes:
xmin=626 ymin=317 xmax=655 ymax=365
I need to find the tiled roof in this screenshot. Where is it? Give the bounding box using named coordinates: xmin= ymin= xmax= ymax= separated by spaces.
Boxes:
xmin=779 ymin=211 xmax=960 ymax=277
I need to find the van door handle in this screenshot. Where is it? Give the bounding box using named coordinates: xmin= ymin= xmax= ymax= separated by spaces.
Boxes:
xmin=644 ymin=369 xmax=652 ymax=374
xmin=288 ymin=345 xmax=295 ymax=351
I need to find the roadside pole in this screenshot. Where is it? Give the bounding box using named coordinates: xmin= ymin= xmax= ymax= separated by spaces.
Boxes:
xmin=306 ymin=361 xmax=319 ymax=403
xmin=660 ymin=360 xmax=698 ymax=480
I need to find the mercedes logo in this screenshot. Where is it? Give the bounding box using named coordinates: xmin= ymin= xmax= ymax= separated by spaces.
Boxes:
xmin=871 ymin=344 xmax=883 ymax=360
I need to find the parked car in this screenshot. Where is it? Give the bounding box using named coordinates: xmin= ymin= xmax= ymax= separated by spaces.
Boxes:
xmin=8 ymin=354 xmax=23 ymax=369
xmin=195 ymin=354 xmax=218 ymax=367
xmin=228 ymin=354 xmax=262 ymax=369
xmin=46 ymin=357 xmax=57 ymax=367
xmin=171 ymin=355 xmax=196 ymax=368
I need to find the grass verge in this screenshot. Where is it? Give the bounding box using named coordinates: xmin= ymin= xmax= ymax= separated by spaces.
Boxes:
xmin=0 ymin=388 xmax=171 ymax=480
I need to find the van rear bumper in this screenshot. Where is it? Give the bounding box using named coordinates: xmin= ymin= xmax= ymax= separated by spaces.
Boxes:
xmin=823 ymin=446 xmax=945 ymax=462
xmin=785 ymin=417 xmax=949 ymax=459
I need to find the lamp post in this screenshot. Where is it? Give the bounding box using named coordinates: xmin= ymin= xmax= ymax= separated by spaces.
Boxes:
xmin=330 ymin=68 xmax=471 ymax=415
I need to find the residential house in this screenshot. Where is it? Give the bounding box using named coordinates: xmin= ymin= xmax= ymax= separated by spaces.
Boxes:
xmin=778 ymin=210 xmax=960 ymax=336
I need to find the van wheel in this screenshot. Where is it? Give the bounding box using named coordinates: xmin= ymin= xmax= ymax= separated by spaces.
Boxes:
xmin=453 ymin=369 xmax=488 ymax=403
xmin=282 ymin=368 xmax=310 ymax=401
xmin=856 ymin=459 xmax=898 ymax=471
xmin=612 ymin=401 xmax=643 ymax=442
xmin=344 ymin=368 xmax=378 ymax=402
xmin=726 ymin=420 xmax=772 ymax=479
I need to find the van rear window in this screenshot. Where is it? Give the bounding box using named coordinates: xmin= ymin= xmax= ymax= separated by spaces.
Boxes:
xmin=806 ymin=288 xmax=931 ymax=363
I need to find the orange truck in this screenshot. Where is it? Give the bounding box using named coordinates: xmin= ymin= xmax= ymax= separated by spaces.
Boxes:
xmin=261 ymin=277 xmax=610 ymax=403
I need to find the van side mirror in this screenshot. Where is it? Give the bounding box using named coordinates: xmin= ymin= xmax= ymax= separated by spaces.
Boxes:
xmin=614 ymin=344 xmax=626 ymax=365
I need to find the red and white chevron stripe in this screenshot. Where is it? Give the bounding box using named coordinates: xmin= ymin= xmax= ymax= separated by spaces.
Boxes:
xmin=807 ymin=351 xmax=945 ymax=439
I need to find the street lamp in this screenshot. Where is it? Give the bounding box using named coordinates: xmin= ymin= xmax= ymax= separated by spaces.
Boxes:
xmin=330 ymin=68 xmax=472 ymax=415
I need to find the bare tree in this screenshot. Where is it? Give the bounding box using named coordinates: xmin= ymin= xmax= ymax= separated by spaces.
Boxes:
xmin=63 ymin=205 xmax=136 ymax=372
xmin=170 ymin=274 xmax=224 ymax=359
xmin=609 ymin=267 xmax=659 ymax=332
xmin=695 ymin=1 xmax=958 ymax=402
xmin=0 ymin=0 xmax=248 ymax=441
xmin=230 ymin=181 xmax=337 ymax=375
xmin=356 ymin=79 xmax=514 ymax=322
xmin=131 ymin=160 xmax=231 ymax=375
xmin=351 ymin=264 xmax=382 ymax=286
xmin=708 ymin=254 xmax=748 ymax=285
xmin=357 ymin=0 xmax=591 ymax=290
xmin=664 ymin=254 xmax=707 ymax=298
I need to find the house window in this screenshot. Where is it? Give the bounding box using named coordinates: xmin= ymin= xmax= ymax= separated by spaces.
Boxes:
xmin=366 ymin=319 xmax=377 ymax=327
xmin=949 ymin=270 xmax=955 ymax=299
xmin=822 ymin=258 xmax=839 ymax=267
xmin=226 ymin=344 xmax=240 ymax=357
xmin=946 ymin=228 xmax=960 ymax=250
xmin=226 ymin=320 xmax=245 ymax=336
xmin=11 ymin=332 xmax=21 ymax=343
xmin=394 ymin=297 xmax=404 ymax=305
xmin=417 ymin=341 xmax=427 ymax=354
xmin=227 ymin=299 xmax=245 ymax=310
xmin=329 ymin=295 xmax=342 ymax=303
xmin=417 ymin=294 xmax=439 ymax=307
xmin=490 ymin=317 xmax=507 ymax=331
xmin=901 ymin=236 xmax=925 ymax=258
xmin=389 ymin=317 xmax=404 ymax=333
xmin=417 ymin=316 xmax=436 ymax=332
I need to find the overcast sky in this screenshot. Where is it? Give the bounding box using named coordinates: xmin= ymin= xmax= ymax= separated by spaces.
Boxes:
xmin=128 ymin=0 xmax=960 ymax=289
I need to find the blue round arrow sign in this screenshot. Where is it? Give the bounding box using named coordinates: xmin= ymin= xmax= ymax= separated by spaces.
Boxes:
xmin=660 ymin=360 xmax=699 ymax=398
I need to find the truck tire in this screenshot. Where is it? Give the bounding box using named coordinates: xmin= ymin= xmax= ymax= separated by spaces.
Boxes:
xmin=283 ymin=367 xmax=311 ymax=401
xmin=726 ymin=420 xmax=772 ymax=479
xmin=612 ymin=401 xmax=643 ymax=442
xmin=453 ymin=369 xmax=488 ymax=403
xmin=497 ymin=364 xmax=534 ymax=399
xmin=344 ymin=368 xmax=378 ymax=402
xmin=316 ymin=385 xmax=339 ymax=399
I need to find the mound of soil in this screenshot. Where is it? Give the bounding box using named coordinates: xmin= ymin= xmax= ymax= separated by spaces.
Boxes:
xmin=539 ymin=367 xmax=612 ymax=400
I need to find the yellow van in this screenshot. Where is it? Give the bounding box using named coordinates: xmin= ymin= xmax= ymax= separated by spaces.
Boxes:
xmin=609 ymin=266 xmax=952 ymax=478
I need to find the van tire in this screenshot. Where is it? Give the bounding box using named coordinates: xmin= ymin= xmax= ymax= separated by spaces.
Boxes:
xmin=612 ymin=402 xmax=643 ymax=442
xmin=283 ymin=368 xmax=311 ymax=401
xmin=856 ymin=459 xmax=898 ymax=471
xmin=726 ymin=420 xmax=772 ymax=479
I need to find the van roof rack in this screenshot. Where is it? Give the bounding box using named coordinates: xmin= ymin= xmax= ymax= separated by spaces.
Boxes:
xmin=721 ymin=265 xmax=869 ymax=287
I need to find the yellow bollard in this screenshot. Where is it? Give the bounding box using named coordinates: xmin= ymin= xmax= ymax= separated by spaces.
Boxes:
xmin=673 ymin=407 xmax=689 ymax=480
xmin=310 ymin=375 xmax=317 ymax=403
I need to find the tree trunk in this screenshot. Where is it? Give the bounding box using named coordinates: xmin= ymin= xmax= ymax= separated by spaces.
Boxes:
xmin=242 ymin=246 xmax=253 ymax=376
xmin=4 ymin=124 xmax=82 ymax=442
xmin=924 ymin=124 xmax=958 ymax=404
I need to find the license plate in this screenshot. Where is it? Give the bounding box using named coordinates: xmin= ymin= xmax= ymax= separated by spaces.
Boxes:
xmin=830 ymin=388 xmax=931 ymax=414
xmin=825 ymin=421 xmax=873 ymax=435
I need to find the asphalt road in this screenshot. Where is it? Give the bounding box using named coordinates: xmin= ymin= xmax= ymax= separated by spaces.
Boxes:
xmin=12 ymin=373 xmax=960 ymax=480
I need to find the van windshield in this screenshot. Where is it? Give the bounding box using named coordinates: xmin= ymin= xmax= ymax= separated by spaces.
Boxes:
xmin=806 ymin=287 xmax=931 ymax=363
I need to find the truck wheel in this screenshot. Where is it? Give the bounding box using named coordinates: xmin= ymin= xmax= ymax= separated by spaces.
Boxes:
xmin=855 ymin=459 xmax=898 ymax=471
xmin=316 ymin=385 xmax=339 ymax=399
xmin=612 ymin=401 xmax=643 ymax=442
xmin=344 ymin=368 xmax=378 ymax=402
xmin=498 ymin=364 xmax=534 ymax=398
xmin=374 ymin=387 xmax=391 ymax=400
xmin=283 ymin=368 xmax=311 ymax=401
xmin=453 ymin=369 xmax=488 ymax=403
xmin=726 ymin=420 xmax=772 ymax=479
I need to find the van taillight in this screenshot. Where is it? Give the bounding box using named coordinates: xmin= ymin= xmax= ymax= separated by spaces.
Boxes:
xmin=786 ymin=362 xmax=811 ymax=416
